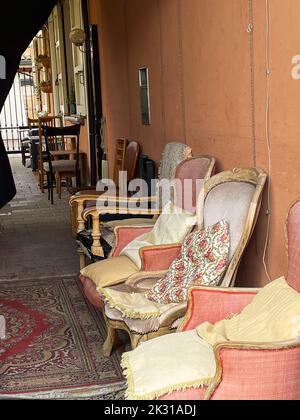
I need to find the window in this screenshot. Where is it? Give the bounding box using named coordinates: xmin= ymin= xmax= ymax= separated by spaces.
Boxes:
xmin=48 ymin=5 xmax=69 ymax=114
xmin=32 ymin=28 xmax=52 ymax=114
xmin=139 ymin=68 xmax=151 ymax=125
xmin=48 ymin=0 xmax=86 ymax=116
xmin=69 ymin=0 xmax=86 ymax=116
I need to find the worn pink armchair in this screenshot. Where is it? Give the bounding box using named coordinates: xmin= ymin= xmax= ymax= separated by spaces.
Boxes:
xmin=159 ymin=200 xmax=300 ymax=400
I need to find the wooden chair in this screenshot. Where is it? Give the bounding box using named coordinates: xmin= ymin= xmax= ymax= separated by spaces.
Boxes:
xmin=71 ymin=143 xmax=195 ymax=267
xmin=68 ymin=138 xmax=139 ymax=237
xmin=100 ymin=167 xmax=267 ymax=356
xmin=113 ymin=139 xmax=130 ymax=187
xmin=29 ymin=116 xmax=63 ymax=192
xmin=43 ymin=124 xmax=81 ymax=205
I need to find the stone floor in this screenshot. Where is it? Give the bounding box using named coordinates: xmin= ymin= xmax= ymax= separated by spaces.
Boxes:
xmin=0 ymin=156 xmax=79 ymax=280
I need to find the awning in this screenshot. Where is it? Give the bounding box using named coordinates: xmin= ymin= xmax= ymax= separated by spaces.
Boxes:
xmin=0 ymin=0 xmax=57 ymax=208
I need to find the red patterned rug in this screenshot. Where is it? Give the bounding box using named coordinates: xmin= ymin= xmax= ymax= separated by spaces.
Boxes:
xmin=0 ymin=276 xmax=126 ymax=399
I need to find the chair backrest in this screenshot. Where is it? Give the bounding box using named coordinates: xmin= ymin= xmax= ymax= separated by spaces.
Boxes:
xmin=286 ymin=200 xmax=300 ymax=292
xmin=173 ymin=156 xmax=216 ymax=213
xmin=158 ymin=142 xmax=193 ymax=182
xmin=43 ymin=124 xmax=81 ymax=183
xmin=113 ymin=138 xmax=128 ymax=186
xmin=124 ymin=141 xmax=140 ymax=182
xmin=36 ymin=116 xmax=63 ymax=175
xmin=28 ymin=118 xmax=39 ymax=128
xmin=112 ymin=138 xmax=140 ymax=188
xmin=197 ymin=168 xmax=268 ymax=287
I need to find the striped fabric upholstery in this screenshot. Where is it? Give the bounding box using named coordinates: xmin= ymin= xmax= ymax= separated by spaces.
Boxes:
xmin=211 ymin=345 xmax=300 ymax=400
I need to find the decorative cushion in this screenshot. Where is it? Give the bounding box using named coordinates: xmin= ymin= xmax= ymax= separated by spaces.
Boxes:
xmin=80 ymin=256 xmax=139 ymax=288
xmin=145 ymin=220 xmax=230 ymax=305
xmin=121 ymin=202 xmax=197 ymax=269
xmin=197 ymin=277 xmax=300 ymax=346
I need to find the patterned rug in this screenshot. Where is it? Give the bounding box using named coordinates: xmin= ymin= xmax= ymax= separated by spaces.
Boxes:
xmin=0 ymin=276 xmax=127 ymax=400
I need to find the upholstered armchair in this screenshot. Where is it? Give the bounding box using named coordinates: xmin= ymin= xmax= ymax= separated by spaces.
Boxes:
xmin=158 ymin=199 xmax=300 ymax=400
xmin=71 ymin=143 xmax=203 ymax=268
xmin=80 ymin=156 xmax=216 ymax=311
xmin=101 ymin=168 xmax=267 ymax=356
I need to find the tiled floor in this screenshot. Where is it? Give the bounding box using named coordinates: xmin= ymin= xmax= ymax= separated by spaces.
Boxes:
xmin=0 ymin=156 xmax=79 ymax=280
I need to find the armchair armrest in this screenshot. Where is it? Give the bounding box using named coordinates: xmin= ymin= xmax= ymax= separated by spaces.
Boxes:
xmin=83 ymin=206 xmax=161 ymax=219
xmin=125 ymin=271 xmax=168 ymax=291
xmin=70 ymin=192 xmax=158 ymax=207
xmin=180 ymin=286 xmax=259 ymax=332
xmin=206 ymin=339 xmax=300 ymax=400
xmin=112 ymin=226 xmax=153 ymax=257
xmin=159 ymin=303 xmax=187 ymax=327
xmin=78 ymin=205 xmax=158 ymax=259
xmin=69 ymin=189 xmax=102 ymax=206
xmin=70 ymin=191 xmax=160 ymax=235
xmin=139 ymin=244 xmax=182 ymax=272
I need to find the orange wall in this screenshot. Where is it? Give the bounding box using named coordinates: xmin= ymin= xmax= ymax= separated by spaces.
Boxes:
xmin=89 ymin=0 xmax=131 ymax=173
xmin=89 ymin=0 xmax=300 ymax=287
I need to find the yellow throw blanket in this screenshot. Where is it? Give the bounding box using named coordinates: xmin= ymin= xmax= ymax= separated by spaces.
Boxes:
xmin=99 ymin=287 xmax=178 ymax=319
xmin=122 ymin=330 xmax=216 ymax=400
xmin=197 ymin=277 xmax=300 ymax=346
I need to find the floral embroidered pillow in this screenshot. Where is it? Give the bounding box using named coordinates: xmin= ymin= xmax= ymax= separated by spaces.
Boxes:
xmin=145 ymin=220 xmax=230 ymax=305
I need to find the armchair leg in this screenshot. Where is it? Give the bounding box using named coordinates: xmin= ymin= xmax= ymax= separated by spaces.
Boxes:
xmin=91 ymin=214 xmax=104 ymax=259
xmin=77 ymin=202 xmax=85 ymax=234
xmin=130 ymin=333 xmax=148 ymax=350
xmin=103 ymin=322 xmax=116 ymax=357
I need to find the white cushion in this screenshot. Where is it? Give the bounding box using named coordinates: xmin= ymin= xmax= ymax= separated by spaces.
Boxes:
xmin=121 ymin=201 xmax=197 ymax=269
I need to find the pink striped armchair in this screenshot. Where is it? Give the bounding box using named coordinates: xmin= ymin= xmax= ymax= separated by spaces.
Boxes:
xmin=159 ymin=200 xmax=300 ymax=400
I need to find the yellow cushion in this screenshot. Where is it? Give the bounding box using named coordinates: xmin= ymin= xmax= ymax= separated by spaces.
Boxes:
xmin=121 ymin=202 xmax=197 ymax=269
xmin=80 ymin=256 xmax=138 ymax=288
xmin=197 ymin=277 xmax=300 ymax=346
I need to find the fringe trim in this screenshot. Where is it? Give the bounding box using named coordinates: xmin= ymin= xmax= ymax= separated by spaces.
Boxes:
xmin=121 ymin=354 xmax=212 ymax=401
xmin=99 ymin=288 xmax=163 ymax=320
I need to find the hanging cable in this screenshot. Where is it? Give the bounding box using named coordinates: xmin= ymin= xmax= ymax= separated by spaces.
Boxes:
xmin=263 ymin=0 xmax=272 ymax=282
xmin=247 ymin=0 xmax=257 ymax=167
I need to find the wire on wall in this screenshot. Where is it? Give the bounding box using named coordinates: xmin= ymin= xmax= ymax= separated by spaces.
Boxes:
xmin=247 ymin=0 xmax=257 ymax=168
xmin=247 ymin=0 xmax=272 ymax=281
xmin=263 ymin=0 xmax=272 ymax=282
